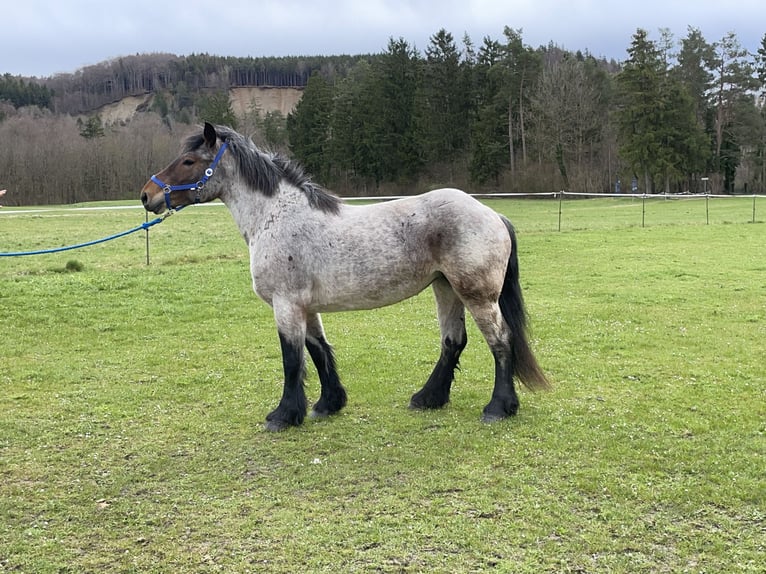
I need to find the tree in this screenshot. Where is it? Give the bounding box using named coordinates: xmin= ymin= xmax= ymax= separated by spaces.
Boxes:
xmin=530 ymin=54 xmax=604 ymax=189
xmin=674 ymin=27 xmax=716 ymax=190
xmin=654 ymin=78 xmax=709 ymax=191
xmin=675 ymin=27 xmax=716 ymax=127
xmin=757 ymin=33 xmax=766 ymax=99
xmin=469 ymin=37 xmax=509 ymax=185
xmin=710 ymin=32 xmax=756 ymax=192
xmin=753 ymin=33 xmax=766 ymax=192
xmin=502 ymin=28 xmax=540 ymax=171
xmin=616 ymin=28 xmax=709 ymax=193
xmin=260 ymin=111 xmax=288 ymax=150
xmin=286 ymin=71 xmax=333 ymax=181
xmin=0 ymin=74 xmax=54 ymax=109
xmin=196 ymin=90 xmax=237 ymax=128
xmin=615 ymin=29 xmax=666 ymax=193
xmin=377 ymin=38 xmax=422 ymax=183
xmin=330 ymin=59 xmax=388 ymax=188
xmin=416 ymin=29 xmax=470 ymax=172
xmin=324 ymin=38 xmax=422 ymax=188
xmin=78 ymin=114 xmax=105 ymax=139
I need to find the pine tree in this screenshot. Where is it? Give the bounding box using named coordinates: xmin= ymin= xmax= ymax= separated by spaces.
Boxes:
xmin=417 ymin=29 xmax=470 ymax=170
xmin=377 ymin=38 xmax=422 ymax=183
xmin=753 ymin=34 xmax=766 ymax=192
xmin=615 ymin=29 xmax=666 ymax=193
xmin=469 ymin=37 xmax=508 ymax=185
xmin=330 ymin=59 xmax=387 ymax=188
xmin=286 ymin=71 xmax=333 ymax=181
xmin=616 ymin=29 xmax=710 ymax=193
xmin=757 ymin=33 xmax=766 ymax=99
xmin=675 ymin=27 xmax=716 ymax=127
xmin=710 ymin=32 xmax=757 ymax=191
xmin=196 ymin=91 xmax=237 ymax=128
xmin=78 ymin=115 xmax=105 ymax=139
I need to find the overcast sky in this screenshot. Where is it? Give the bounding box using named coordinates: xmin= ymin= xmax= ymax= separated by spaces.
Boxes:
xmin=3 ymin=0 xmax=764 ymax=78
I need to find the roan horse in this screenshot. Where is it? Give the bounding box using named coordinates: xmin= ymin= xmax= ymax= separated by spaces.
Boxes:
xmin=141 ymin=123 xmax=549 ymax=431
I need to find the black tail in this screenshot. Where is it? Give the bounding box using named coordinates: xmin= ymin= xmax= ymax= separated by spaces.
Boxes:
xmin=498 ymin=216 xmax=550 ymax=391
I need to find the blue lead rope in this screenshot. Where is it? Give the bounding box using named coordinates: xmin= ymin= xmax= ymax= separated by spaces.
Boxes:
xmin=0 ymin=212 xmax=171 ymax=257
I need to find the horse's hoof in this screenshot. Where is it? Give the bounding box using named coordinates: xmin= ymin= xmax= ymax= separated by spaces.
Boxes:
xmin=409 ymin=397 xmax=449 ymax=410
xmin=264 ymin=419 xmax=290 ymax=432
xmin=309 ymin=409 xmax=330 ymax=420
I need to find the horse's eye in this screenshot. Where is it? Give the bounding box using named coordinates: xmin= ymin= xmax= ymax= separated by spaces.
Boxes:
xmin=183 ymin=159 xmax=195 ymax=166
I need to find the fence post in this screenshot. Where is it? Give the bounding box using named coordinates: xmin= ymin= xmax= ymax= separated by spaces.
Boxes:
xmin=641 ymin=194 xmax=646 ymax=227
xmin=558 ymin=191 xmax=563 ymax=232
xmin=753 ymin=194 xmax=757 ymax=224
xmin=145 ymin=211 xmax=151 ymax=265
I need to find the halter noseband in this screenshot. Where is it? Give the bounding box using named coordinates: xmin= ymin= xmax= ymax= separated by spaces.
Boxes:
xmin=150 ymin=142 xmax=229 ymax=211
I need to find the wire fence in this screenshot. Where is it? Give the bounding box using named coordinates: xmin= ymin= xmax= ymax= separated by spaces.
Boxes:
xmin=1 ymin=192 xmax=763 ymax=264
xmin=551 ymin=191 xmax=763 ymax=230
xmin=348 ymin=191 xmax=764 ymax=232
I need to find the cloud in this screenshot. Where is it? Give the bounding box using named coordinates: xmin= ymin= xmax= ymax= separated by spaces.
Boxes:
xmin=2 ymin=0 xmax=763 ymax=77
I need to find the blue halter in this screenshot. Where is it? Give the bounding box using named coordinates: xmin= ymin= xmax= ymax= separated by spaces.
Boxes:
xmin=150 ymin=142 xmax=229 ymax=210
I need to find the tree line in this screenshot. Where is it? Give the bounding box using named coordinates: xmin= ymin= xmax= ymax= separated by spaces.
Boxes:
xmin=24 ymin=53 xmax=368 ymax=116
xmin=0 ymin=74 xmax=54 ymax=112
xmin=1 ymin=26 xmax=765 ymax=206
xmin=286 ymin=27 xmax=766 ymax=196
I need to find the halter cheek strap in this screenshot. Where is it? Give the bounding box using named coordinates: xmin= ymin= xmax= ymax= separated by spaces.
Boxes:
xmin=151 ymin=142 xmax=229 ymax=211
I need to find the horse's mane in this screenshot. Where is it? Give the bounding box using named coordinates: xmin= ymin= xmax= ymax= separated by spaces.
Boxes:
xmin=183 ymin=125 xmax=341 ymax=215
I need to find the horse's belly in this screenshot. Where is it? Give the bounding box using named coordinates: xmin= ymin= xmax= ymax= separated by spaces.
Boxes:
xmin=309 ymin=271 xmax=438 ymax=312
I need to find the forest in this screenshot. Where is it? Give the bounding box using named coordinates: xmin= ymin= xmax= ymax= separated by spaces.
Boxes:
xmin=1 ymin=26 xmax=765 ymax=205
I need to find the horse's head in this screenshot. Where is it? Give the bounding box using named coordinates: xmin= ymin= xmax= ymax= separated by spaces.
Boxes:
xmin=140 ymin=122 xmax=228 ymax=213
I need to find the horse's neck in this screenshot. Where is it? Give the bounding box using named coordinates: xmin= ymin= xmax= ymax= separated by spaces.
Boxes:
xmin=219 ymin=182 xmax=265 ymax=237
xmin=220 ymin=181 xmax=310 ymax=242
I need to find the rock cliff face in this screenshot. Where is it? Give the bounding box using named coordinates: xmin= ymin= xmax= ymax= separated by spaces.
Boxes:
xmin=94 ymin=87 xmax=303 ymax=124
xmin=228 ymin=86 xmax=302 ymax=118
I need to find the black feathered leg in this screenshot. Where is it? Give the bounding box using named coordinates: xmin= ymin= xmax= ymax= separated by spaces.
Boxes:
xmin=410 ymin=277 xmax=467 ymax=410
xmin=306 ymin=312 xmax=347 ymax=418
xmin=265 ymin=331 xmax=309 ymax=431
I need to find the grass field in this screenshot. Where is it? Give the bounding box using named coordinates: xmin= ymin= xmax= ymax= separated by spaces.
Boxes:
xmin=1 ymin=197 xmax=764 ymax=573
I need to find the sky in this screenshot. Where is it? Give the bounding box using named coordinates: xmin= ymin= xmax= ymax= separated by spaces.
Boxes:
xmin=2 ymin=0 xmax=764 ymax=78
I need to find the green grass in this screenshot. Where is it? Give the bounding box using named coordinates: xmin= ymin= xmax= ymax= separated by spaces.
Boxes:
xmin=1 ymin=199 xmax=764 ymax=572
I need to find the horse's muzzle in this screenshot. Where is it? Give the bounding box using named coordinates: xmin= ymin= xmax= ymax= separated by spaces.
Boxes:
xmin=140 ymin=183 xmax=166 ymax=214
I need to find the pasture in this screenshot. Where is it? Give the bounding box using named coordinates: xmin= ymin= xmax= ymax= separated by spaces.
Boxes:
xmin=1 ymin=197 xmax=764 ymax=572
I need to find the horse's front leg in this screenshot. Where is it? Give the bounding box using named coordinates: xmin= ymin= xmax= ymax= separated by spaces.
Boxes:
xmin=266 ymin=300 xmax=308 ymax=431
xmin=306 ymin=312 xmax=347 ymax=419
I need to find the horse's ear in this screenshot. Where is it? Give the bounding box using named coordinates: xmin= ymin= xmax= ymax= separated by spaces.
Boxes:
xmin=203 ymin=122 xmax=217 ymax=149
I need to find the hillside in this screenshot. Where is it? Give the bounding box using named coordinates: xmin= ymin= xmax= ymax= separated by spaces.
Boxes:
xmin=21 ymin=53 xmax=367 ymax=116
xmin=94 ymin=87 xmax=303 ymax=124
xmin=228 ymin=86 xmax=302 ymax=118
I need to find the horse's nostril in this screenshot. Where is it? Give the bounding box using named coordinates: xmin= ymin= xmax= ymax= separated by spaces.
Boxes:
xmin=140 ymin=192 xmax=148 ymax=205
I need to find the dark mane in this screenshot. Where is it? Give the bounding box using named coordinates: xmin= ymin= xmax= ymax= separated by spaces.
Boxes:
xmin=185 ymin=125 xmax=341 ymax=214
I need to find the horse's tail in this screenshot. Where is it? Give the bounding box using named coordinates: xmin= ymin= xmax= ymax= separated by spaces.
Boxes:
xmin=499 ymin=216 xmax=551 ymax=391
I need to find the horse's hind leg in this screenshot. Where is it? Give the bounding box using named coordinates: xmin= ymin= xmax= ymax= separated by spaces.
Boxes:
xmin=467 ymin=301 xmax=519 ymax=422
xmin=410 ymin=277 xmax=467 ymax=410
xmin=306 ymin=312 xmax=347 ymax=419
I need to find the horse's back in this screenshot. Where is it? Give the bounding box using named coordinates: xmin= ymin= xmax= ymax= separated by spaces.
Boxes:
xmin=348 ymin=188 xmax=503 ymax=233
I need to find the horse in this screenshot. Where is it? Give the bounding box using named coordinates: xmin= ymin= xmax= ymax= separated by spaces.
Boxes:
xmin=141 ymin=122 xmax=549 ymax=431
